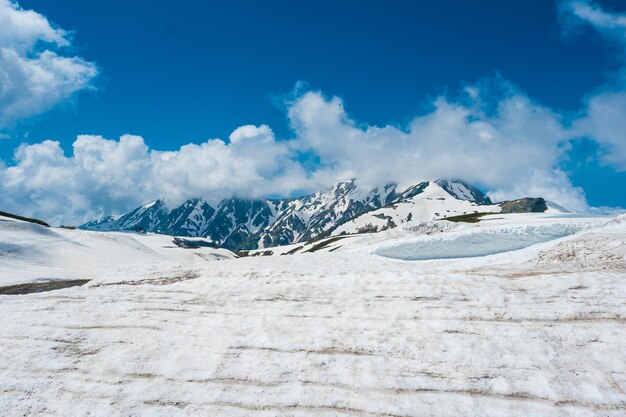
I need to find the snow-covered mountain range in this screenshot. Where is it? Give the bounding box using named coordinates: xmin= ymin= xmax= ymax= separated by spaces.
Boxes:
xmin=80 ymin=179 xmax=550 ymax=250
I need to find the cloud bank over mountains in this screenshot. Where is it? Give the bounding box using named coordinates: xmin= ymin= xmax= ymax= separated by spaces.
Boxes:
xmin=0 ymin=86 xmax=590 ymax=224
xmin=0 ymin=0 xmax=625 ymax=225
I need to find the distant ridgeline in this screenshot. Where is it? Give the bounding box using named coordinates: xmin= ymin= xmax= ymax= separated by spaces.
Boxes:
xmin=80 ymin=179 xmax=556 ymax=251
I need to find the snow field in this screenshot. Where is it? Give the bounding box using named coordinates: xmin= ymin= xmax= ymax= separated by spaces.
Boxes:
xmin=0 ymin=213 xmax=624 ymax=416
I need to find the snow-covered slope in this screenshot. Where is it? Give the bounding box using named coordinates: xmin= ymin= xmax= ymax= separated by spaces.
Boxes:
xmin=1 ymin=213 xmax=624 ymax=416
xmin=254 ymin=180 xmax=431 ymax=248
xmin=0 ymin=215 xmax=236 ymax=286
xmin=332 ymin=181 xmax=501 ymax=235
xmin=82 ymin=200 xmax=169 ymax=232
xmin=80 ymin=179 xmax=514 ymax=250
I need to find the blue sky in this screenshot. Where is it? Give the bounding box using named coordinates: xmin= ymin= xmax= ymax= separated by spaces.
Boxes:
xmin=0 ymin=0 xmax=625 ymax=223
xmin=11 ymin=0 xmax=625 ymax=142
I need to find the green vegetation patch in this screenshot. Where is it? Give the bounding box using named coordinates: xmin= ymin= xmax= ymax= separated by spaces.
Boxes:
xmin=440 ymin=212 xmax=492 ymax=223
xmin=285 ymin=245 xmax=305 ymax=255
xmin=303 ymin=236 xmax=350 ymax=253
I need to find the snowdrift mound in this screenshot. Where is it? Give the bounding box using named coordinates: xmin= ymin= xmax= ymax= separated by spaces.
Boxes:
xmin=0 ymin=217 xmax=63 ymax=258
xmin=376 ymin=223 xmax=584 ymax=260
xmin=0 ymin=216 xmax=58 ymax=237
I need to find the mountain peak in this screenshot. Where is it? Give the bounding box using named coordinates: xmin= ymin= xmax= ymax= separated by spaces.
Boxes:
xmin=79 ymin=178 xmax=541 ymax=250
xmin=434 ymin=178 xmax=492 ymax=205
xmin=329 ymin=178 xmax=357 ymax=196
xmin=140 ymin=199 xmax=162 ymax=210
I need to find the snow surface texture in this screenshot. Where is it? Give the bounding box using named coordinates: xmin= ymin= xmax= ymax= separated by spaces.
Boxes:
xmin=0 ymin=214 xmax=625 ymax=416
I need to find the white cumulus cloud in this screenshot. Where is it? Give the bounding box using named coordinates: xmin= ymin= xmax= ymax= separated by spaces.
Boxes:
xmin=574 ymin=91 xmax=626 ymax=170
xmin=0 ymin=80 xmax=591 ymax=225
xmin=5 ymin=0 xmax=626 ymax=224
xmin=288 ymin=87 xmax=585 ymax=211
xmin=0 ymin=0 xmax=97 ymax=127
xmin=561 ymin=0 xmax=626 ymax=42
xmin=561 ymin=0 xmax=626 ymax=171
xmin=0 ymin=130 xmax=310 ymax=225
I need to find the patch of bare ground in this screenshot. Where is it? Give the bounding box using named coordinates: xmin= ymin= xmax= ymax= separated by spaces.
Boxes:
xmin=0 ymin=279 xmax=90 ymax=295
xmin=92 ymin=271 xmax=200 ymax=287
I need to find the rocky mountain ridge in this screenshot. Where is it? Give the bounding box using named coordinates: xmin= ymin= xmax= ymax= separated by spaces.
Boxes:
xmin=80 ymin=179 xmax=549 ymax=250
